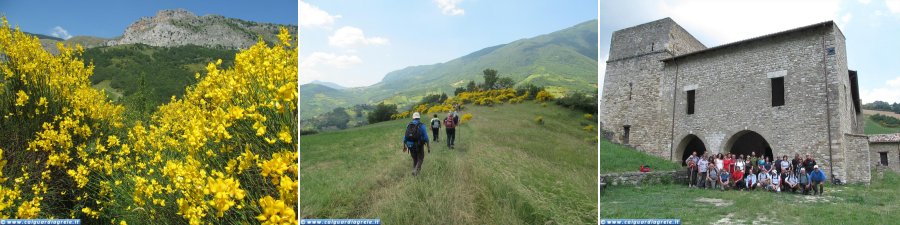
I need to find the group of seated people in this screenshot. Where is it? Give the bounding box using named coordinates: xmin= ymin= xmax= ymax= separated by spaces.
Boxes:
xmin=685 ymin=151 xmax=827 ymax=195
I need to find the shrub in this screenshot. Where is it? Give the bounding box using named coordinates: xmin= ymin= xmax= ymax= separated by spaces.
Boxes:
xmin=300 ymin=129 xmax=319 ymax=136
xmin=535 ymin=90 xmax=553 ymax=102
xmin=369 ymin=102 xmax=399 ymax=123
xmin=583 ymin=124 xmax=595 ymax=132
xmin=535 ymin=116 xmax=544 ymax=125
xmin=461 ymin=113 xmax=473 ymax=123
xmin=871 ymin=114 xmax=900 ymax=128
xmin=555 ymin=91 xmax=598 ymax=114
xmin=584 ymin=114 xmax=594 ymax=120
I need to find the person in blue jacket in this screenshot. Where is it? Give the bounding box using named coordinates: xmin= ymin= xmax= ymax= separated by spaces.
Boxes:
xmin=809 ymin=165 xmax=827 ymax=195
xmin=403 ymin=112 xmax=430 ymax=176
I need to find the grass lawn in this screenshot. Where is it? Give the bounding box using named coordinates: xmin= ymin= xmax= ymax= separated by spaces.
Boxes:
xmin=865 ymin=115 xmax=900 ymax=135
xmin=600 ymin=138 xmax=680 ymax=173
xmin=601 ymin=170 xmax=900 ymax=224
xmin=301 ymin=102 xmax=598 ymax=224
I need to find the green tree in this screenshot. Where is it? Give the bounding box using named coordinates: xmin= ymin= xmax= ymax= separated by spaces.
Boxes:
xmin=483 ymin=68 xmax=498 ymax=90
xmin=495 ymin=77 xmax=515 ymax=89
xmin=368 ymin=102 xmax=398 ymax=124
xmin=466 ymin=80 xmax=478 ymax=92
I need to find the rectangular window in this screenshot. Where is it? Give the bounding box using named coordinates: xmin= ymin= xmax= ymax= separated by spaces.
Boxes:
xmin=880 ymin=152 xmax=889 ymax=166
xmin=771 ymin=77 xmax=785 ymax=106
xmin=623 ymin=125 xmax=631 ymax=144
xmin=686 ymin=90 xmax=695 ymax=115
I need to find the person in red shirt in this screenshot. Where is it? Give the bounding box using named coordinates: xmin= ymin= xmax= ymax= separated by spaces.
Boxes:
xmin=731 ymin=164 xmax=745 ymax=190
xmin=723 ymin=154 xmax=735 ymax=173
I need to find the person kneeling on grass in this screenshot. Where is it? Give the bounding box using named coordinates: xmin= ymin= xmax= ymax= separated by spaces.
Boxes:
xmin=732 ymin=166 xmax=745 ymax=190
xmin=745 ymin=168 xmax=757 ymax=191
xmin=756 ymin=170 xmax=770 ymax=191
xmin=810 ymin=165 xmax=827 ymax=195
xmin=769 ymin=170 xmax=781 ymax=193
xmin=719 ymin=168 xmax=730 ymax=191
xmin=798 ymin=168 xmax=811 ymax=195
xmin=785 ymin=169 xmax=800 ymax=193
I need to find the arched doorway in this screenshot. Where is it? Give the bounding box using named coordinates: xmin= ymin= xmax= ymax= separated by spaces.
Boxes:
xmin=678 ymin=134 xmax=707 ymax=166
xmin=726 ymin=131 xmax=774 ymax=161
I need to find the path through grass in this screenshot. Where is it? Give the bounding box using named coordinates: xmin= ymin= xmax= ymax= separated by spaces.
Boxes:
xmin=301 ymin=102 xmax=598 ymax=224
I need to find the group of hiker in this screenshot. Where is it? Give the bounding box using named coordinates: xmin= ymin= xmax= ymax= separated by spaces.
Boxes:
xmin=685 ymin=151 xmax=828 ymax=195
xmin=402 ymin=105 xmax=462 ymax=176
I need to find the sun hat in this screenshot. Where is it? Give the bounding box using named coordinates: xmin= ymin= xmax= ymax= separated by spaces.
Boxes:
xmin=412 ymin=112 xmax=420 ymax=119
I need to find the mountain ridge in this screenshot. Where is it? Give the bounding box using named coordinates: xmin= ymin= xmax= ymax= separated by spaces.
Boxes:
xmin=301 ymin=19 xmax=599 ymax=119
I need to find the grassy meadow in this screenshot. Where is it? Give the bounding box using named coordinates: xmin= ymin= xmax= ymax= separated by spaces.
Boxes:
xmin=300 ymin=102 xmax=598 ymax=224
xmin=601 ymin=170 xmax=900 ymax=224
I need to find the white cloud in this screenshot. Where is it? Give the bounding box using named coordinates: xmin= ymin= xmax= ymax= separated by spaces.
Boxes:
xmin=50 ymin=26 xmax=72 ymax=40
xmin=887 ymin=0 xmax=900 ymax=13
xmin=861 ymin=76 xmax=900 ymax=103
xmin=300 ymin=0 xmax=341 ymax=28
xmin=300 ymin=52 xmax=363 ymax=85
xmin=657 ymin=0 xmax=842 ymax=46
xmin=328 ymin=26 xmax=389 ymax=48
xmin=838 ymin=13 xmax=852 ymax=29
xmin=302 ymin=52 xmax=362 ymax=68
xmin=435 ymin=0 xmax=465 ymax=16
xmin=859 ymin=0 xmax=871 ymax=4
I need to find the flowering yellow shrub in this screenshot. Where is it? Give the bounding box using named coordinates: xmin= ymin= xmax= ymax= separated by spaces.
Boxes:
xmin=0 ymin=17 xmax=297 ymax=224
xmin=461 ymin=113 xmax=473 ymax=123
xmin=535 ymin=90 xmax=553 ymax=102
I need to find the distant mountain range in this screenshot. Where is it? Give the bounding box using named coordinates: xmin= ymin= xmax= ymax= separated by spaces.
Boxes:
xmin=300 ymin=19 xmax=599 ymax=119
xmin=310 ymin=80 xmax=347 ymax=90
xmin=29 ymin=8 xmax=297 ymax=52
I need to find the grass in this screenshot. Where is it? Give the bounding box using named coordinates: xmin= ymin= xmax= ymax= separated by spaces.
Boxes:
xmin=600 ymin=170 xmax=900 ymax=224
xmin=600 ymin=138 xmax=680 ymax=173
xmin=300 ymin=102 xmax=598 ymax=224
xmin=865 ymin=114 xmax=900 ymax=134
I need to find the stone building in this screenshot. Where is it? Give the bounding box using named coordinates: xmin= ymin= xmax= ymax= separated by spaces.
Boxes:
xmin=869 ymin=134 xmax=900 ymax=172
xmin=600 ymin=18 xmax=872 ymax=183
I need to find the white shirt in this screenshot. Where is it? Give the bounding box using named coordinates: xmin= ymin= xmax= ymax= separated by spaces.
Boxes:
xmin=715 ymin=159 xmax=724 ymax=170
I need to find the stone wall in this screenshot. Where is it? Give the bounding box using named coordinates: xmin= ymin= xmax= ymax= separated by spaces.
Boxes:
xmin=842 ymin=134 xmax=871 ymax=183
xmin=870 ymin=142 xmax=900 ymax=172
xmin=600 ymin=18 xmax=706 ymax=160
xmin=599 ymin=170 xmax=689 ymax=187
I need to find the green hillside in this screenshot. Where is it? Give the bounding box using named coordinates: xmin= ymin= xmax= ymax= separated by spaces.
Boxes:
xmin=301 ymin=19 xmax=598 ymax=119
xmin=600 ymin=138 xmax=680 ymax=173
xmin=300 ymin=83 xmax=364 ymax=119
xmin=82 ymin=43 xmax=238 ymax=106
xmin=300 ymin=102 xmax=598 ymax=224
xmin=865 ymin=114 xmax=900 ymax=134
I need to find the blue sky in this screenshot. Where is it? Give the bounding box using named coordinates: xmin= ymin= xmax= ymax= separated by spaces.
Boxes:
xmin=601 ymin=0 xmax=900 ymax=104
xmin=299 ymin=0 xmax=599 ymax=87
xmin=0 ymin=0 xmax=297 ymax=39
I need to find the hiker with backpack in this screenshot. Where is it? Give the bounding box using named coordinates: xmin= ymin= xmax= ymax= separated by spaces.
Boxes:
xmin=430 ymin=114 xmax=441 ymax=142
xmin=444 ymin=112 xmax=457 ymax=149
xmin=403 ymin=112 xmax=431 ymax=176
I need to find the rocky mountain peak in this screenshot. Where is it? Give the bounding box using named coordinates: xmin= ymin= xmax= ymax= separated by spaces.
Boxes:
xmin=109 ymin=8 xmax=297 ymax=49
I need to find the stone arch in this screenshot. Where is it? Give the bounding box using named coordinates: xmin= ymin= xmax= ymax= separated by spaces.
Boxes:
xmin=676 ymin=134 xmax=708 ymax=166
xmin=724 ymin=130 xmax=774 ymax=162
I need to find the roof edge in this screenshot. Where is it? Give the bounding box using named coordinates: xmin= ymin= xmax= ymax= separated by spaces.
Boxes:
xmin=662 ymin=21 xmax=835 ymax=62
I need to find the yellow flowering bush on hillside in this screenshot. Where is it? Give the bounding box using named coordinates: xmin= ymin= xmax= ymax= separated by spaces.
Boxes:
xmin=0 ymin=17 xmax=297 ymax=224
